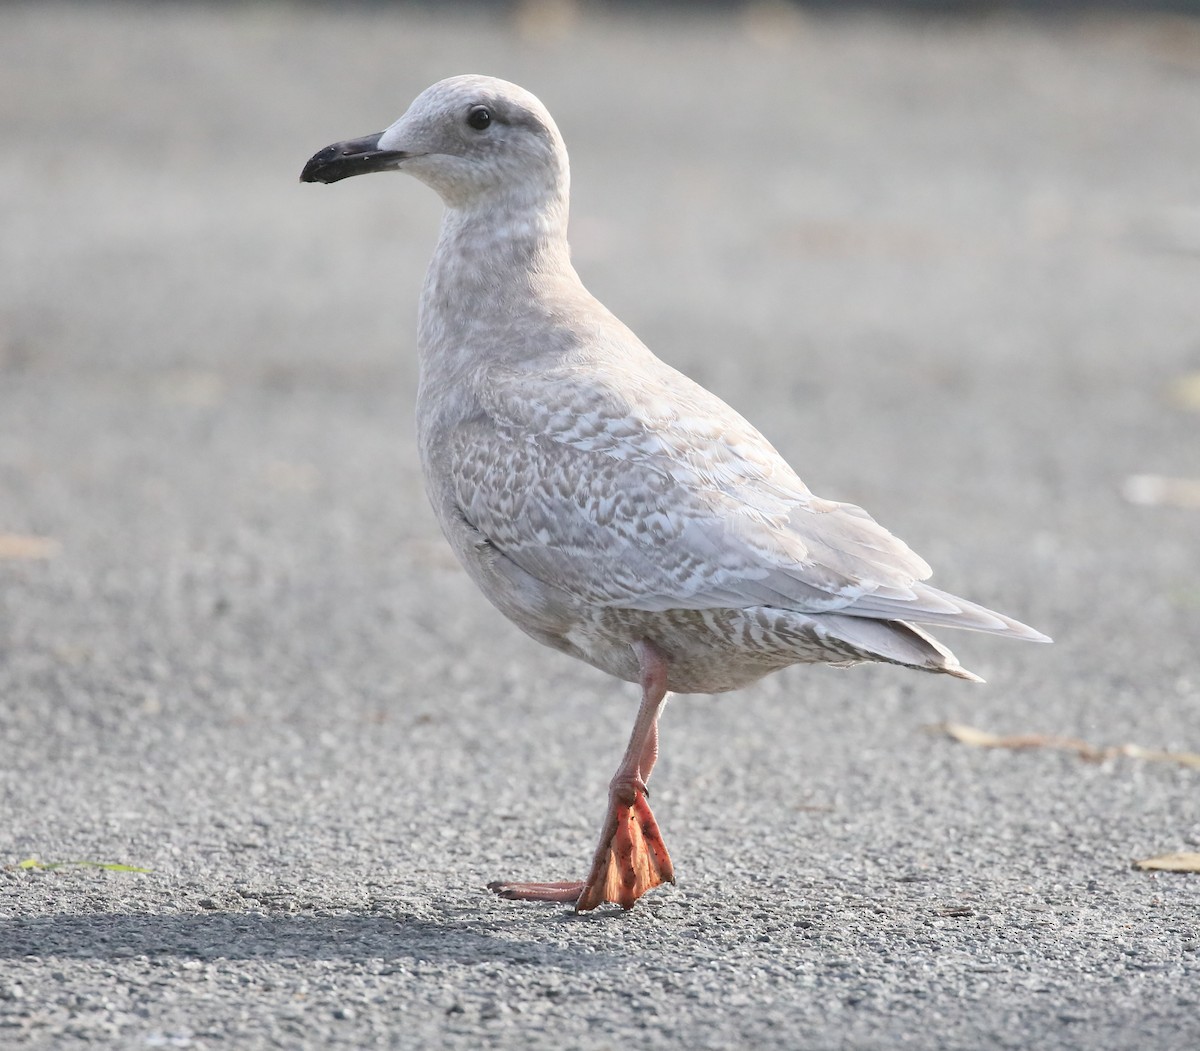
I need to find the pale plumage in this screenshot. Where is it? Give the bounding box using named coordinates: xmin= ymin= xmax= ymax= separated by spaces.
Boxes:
xmin=302 ymin=74 xmax=1049 ymax=911
xmin=444 ymin=353 xmax=1042 ymax=692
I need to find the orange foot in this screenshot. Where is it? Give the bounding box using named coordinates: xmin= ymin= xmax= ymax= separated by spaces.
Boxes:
xmin=488 ymin=786 xmax=675 ymax=912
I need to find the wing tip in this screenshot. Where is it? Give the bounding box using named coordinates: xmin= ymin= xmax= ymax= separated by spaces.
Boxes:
xmin=999 ymin=618 xmax=1052 ymax=645
xmin=947 ymin=665 xmax=987 ymax=684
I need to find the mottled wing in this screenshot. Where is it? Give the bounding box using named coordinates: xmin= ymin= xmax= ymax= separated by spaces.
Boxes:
xmin=449 ymin=358 xmax=936 ymax=617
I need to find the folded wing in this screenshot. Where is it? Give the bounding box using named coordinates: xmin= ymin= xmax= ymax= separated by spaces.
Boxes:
xmin=451 ymin=359 xmax=1047 ymax=642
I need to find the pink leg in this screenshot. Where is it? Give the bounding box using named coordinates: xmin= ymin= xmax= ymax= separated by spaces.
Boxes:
xmin=488 ymin=639 xmax=676 ymax=911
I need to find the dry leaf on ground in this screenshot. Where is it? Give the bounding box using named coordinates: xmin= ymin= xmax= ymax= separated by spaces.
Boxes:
xmin=1122 ymin=474 xmax=1200 ymax=509
xmin=0 ymin=533 xmax=60 ymax=560
xmin=929 ymin=722 xmax=1200 ymax=770
xmin=1132 ymin=852 xmax=1200 ymax=873
xmin=1167 ymin=371 xmax=1200 ymax=411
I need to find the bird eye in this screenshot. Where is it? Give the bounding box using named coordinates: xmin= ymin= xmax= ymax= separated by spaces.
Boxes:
xmin=466 ymin=106 xmax=492 ymax=131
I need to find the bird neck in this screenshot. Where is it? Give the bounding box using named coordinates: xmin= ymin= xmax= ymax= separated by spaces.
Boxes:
xmin=417 ymin=191 xmax=584 ymax=372
xmin=430 ymin=191 xmax=573 ymax=286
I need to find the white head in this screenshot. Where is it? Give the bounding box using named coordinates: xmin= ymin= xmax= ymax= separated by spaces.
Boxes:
xmin=301 ymin=75 xmax=569 ymax=212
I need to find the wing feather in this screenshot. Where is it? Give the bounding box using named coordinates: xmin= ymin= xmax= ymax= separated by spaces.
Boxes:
xmin=450 ymin=357 xmax=941 ymax=621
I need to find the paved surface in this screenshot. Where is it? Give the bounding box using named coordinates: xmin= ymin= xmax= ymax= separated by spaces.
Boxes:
xmin=2 ymin=3 xmax=1199 ymax=1048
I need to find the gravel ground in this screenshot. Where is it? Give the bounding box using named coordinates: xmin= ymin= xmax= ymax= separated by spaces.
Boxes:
xmin=2 ymin=2 xmax=1198 ymax=1048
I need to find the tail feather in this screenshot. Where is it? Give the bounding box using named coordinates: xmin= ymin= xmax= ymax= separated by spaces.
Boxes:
xmin=818 ymin=614 xmax=985 ymax=682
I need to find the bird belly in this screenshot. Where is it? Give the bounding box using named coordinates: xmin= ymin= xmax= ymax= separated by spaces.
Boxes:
xmin=563 ymin=606 xmax=869 ymax=695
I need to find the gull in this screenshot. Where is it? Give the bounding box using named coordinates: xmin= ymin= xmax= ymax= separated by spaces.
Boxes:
xmin=301 ymin=75 xmax=1050 ymax=912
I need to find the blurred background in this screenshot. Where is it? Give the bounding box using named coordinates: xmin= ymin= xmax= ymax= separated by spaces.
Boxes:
xmin=4 ymin=0 xmax=1197 ymax=730
xmin=1 ymin=2 xmax=1198 ymax=1046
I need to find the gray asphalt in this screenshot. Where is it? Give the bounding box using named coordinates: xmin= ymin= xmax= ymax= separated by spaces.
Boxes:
xmin=2 ymin=3 xmax=1199 ymax=1048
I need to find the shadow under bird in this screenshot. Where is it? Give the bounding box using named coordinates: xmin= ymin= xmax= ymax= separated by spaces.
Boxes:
xmin=301 ymin=75 xmax=1050 ymax=913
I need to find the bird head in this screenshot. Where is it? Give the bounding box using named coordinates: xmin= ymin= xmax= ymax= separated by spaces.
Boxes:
xmin=300 ymin=75 xmax=569 ymax=211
